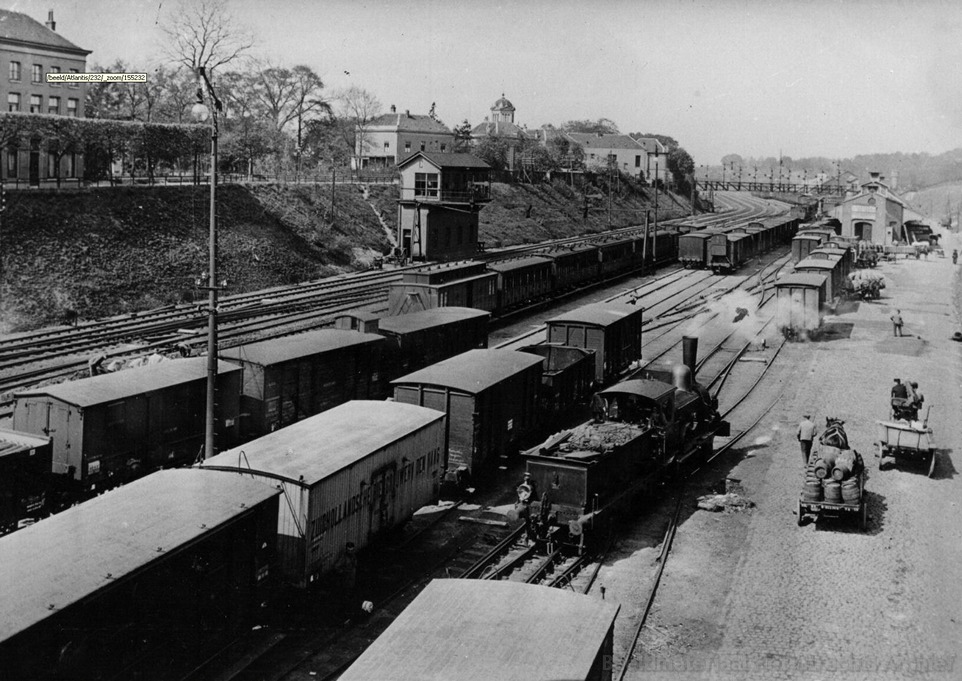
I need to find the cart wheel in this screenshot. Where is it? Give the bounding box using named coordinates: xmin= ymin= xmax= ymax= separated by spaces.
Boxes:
xmin=797 ymin=500 xmax=803 ymax=527
xmin=928 ymin=450 xmax=937 ymax=478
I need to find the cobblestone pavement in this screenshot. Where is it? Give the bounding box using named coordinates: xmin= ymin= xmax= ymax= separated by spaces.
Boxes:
xmin=627 ymin=234 xmax=962 ymax=680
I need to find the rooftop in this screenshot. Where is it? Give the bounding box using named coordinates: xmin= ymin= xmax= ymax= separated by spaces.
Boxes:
xmin=547 ymin=301 xmax=643 ymax=328
xmin=775 ymin=273 xmax=829 ymax=288
xmin=0 ymin=9 xmax=90 ymax=55
xmin=367 ymin=112 xmax=452 ymax=134
xmin=201 ymin=401 xmax=445 ymax=486
xmin=338 ymin=579 xmax=619 ymax=681
xmin=220 ymin=329 xmax=384 ymax=366
xmin=392 ymin=349 xmax=543 ymax=394
xmin=377 ymin=307 xmax=489 ymax=336
xmin=397 ymin=151 xmax=491 ymax=170
xmin=0 ymin=469 xmax=279 ymax=643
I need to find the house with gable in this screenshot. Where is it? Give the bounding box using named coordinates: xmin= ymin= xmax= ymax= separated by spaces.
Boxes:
xmin=354 ymin=105 xmax=455 ymax=170
xmin=829 ymin=171 xmax=907 ymax=244
xmin=562 ymin=132 xmax=669 ymax=182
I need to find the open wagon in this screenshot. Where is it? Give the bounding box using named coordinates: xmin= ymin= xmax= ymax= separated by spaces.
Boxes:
xmin=877 ymin=419 xmax=936 ymax=477
xmin=797 ymin=450 xmax=867 ymax=531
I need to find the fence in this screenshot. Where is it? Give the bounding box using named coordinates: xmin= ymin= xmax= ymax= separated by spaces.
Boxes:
xmin=1 ymin=170 xmax=400 ymax=191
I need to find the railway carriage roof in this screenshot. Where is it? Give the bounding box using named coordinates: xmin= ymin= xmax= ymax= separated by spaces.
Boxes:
xmin=794 ymin=258 xmax=837 ymax=271
xmin=338 ymin=579 xmax=620 ymax=681
xmin=220 ymin=329 xmax=384 ymax=366
xmin=547 ymin=301 xmax=642 ymax=327
xmin=13 ymin=358 xmax=241 ymax=407
xmin=377 ymin=307 xmax=489 ymax=335
xmin=0 ymin=428 xmax=49 ymax=458
xmin=202 ymin=401 xmax=445 ymax=485
xmin=793 ymin=234 xmax=823 ymax=241
xmin=487 ymin=255 xmax=553 ymax=272
xmin=679 ymin=232 xmax=713 ymax=240
xmin=775 ymin=273 xmax=828 ymax=288
xmin=0 ymin=469 xmax=279 ymax=643
xmin=391 ymin=349 xmax=543 ymax=393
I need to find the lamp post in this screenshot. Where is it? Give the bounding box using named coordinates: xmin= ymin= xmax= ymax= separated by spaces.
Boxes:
xmin=192 ymin=66 xmax=223 ymax=461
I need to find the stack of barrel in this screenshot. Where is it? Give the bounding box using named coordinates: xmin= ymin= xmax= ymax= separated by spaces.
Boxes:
xmin=804 ymin=447 xmax=862 ymax=503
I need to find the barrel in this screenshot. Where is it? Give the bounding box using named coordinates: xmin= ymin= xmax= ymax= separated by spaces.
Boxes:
xmin=832 ymin=450 xmax=858 ymax=481
xmin=813 ymin=459 xmax=832 ymax=479
xmin=823 ymin=481 xmax=842 ymax=503
xmin=841 ymin=479 xmax=860 ymax=503
xmin=819 ymin=446 xmax=839 ymax=469
xmin=803 ymin=481 xmax=822 ymax=499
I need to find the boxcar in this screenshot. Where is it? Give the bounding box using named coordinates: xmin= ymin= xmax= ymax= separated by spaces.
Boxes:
xmin=0 ymin=469 xmax=279 ymax=681
xmin=202 ymin=401 xmax=445 ymax=588
xmin=519 ymin=344 xmax=596 ymax=420
xmin=338 ymin=580 xmax=620 ymax=681
xmin=391 ymin=349 xmax=544 ymax=476
xmin=810 ymin=247 xmax=852 ymax=283
xmin=546 ymin=301 xmax=644 ymax=383
xmin=12 ymin=358 xmax=242 ymax=493
xmin=710 ymin=232 xmax=752 ymax=272
xmin=542 ymin=243 xmax=601 ymax=290
xmin=387 ymin=261 xmax=497 ymax=315
xmin=221 ymin=329 xmax=386 ymax=437
xmin=797 ymin=227 xmax=836 ymax=244
xmin=775 ymin=273 xmax=828 ymax=339
xmin=678 ymin=231 xmax=714 ymax=269
xmin=0 ymin=429 xmax=51 ymax=533
xmin=487 ymin=255 xmax=554 ymax=310
xmin=647 ymin=228 xmax=680 ymax=267
xmin=597 ymin=236 xmax=637 ymax=278
xmin=372 ymin=307 xmax=490 ymax=379
xmin=794 ymin=257 xmax=844 ymax=302
xmin=791 ymin=234 xmax=822 ymax=264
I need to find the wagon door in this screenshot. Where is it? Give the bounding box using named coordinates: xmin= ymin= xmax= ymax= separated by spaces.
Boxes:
xmin=369 ymin=463 xmax=397 ymax=536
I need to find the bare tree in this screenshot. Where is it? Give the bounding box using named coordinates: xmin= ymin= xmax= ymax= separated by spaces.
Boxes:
xmin=337 ymin=86 xmax=382 ymax=164
xmin=161 ymin=0 xmax=255 ymax=77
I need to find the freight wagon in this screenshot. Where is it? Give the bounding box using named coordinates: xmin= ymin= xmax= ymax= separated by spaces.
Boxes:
xmin=775 ymin=273 xmax=828 ymax=339
xmin=545 ymin=301 xmax=644 ymax=383
xmin=519 ymin=344 xmax=596 ymax=421
xmin=791 ymin=234 xmax=822 ymax=264
xmin=678 ymin=231 xmax=713 ymax=268
xmin=391 ymin=349 xmax=544 ymax=478
xmin=709 ymin=231 xmax=753 ymax=272
xmin=338 ymin=580 xmax=620 ymax=681
xmin=221 ymin=329 xmax=386 ymax=437
xmin=0 ymin=429 xmax=51 ymax=534
xmin=388 ymin=261 xmax=497 ymax=315
xmin=201 ymin=400 xmax=445 ymax=588
xmin=12 ymin=357 xmax=242 ymax=494
xmin=0 ymin=469 xmax=279 ymax=681
xmin=794 ymin=256 xmax=845 ymax=302
xmin=542 ymin=243 xmax=602 ymax=290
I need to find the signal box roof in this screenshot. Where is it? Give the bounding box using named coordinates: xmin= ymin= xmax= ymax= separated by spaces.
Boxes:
xmin=775 ymin=273 xmax=828 ymax=288
xmin=220 ymin=329 xmax=383 ymax=366
xmin=202 ymin=401 xmax=445 ymax=486
xmin=14 ymin=358 xmax=241 ymax=408
xmin=392 ymin=349 xmax=543 ymax=394
xmin=338 ymin=579 xmax=619 ymax=681
xmin=547 ymin=301 xmax=642 ymax=328
xmin=0 ymin=469 xmax=279 ymax=644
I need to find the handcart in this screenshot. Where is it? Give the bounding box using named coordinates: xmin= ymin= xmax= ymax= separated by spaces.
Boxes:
xmin=876 ymin=418 xmax=936 ymax=477
xmin=797 ymin=451 xmax=866 ymax=531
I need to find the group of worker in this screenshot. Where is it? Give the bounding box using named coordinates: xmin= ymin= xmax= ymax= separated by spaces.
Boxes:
xmin=891 ymin=378 xmax=924 ymax=420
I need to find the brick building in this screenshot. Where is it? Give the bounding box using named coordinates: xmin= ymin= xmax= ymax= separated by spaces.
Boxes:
xmin=354 ymin=105 xmax=455 ymax=170
xmin=830 ymin=171 xmax=906 ymax=245
xmin=0 ymin=9 xmax=90 ymax=184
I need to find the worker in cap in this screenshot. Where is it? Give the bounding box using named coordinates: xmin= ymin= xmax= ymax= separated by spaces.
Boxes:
xmin=796 ymin=414 xmax=816 ymax=466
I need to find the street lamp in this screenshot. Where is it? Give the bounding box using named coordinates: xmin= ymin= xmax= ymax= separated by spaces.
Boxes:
xmin=192 ymin=66 xmax=224 ymax=461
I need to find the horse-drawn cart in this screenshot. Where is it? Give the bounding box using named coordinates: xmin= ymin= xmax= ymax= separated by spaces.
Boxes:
xmin=877 ymin=419 xmax=936 ymax=477
xmin=797 ymin=419 xmax=866 ymax=530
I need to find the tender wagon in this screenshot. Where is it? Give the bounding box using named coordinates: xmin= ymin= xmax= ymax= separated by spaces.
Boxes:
xmin=12 ymin=358 xmax=242 ymax=492
xmin=392 ymin=349 xmax=543 ymax=476
xmin=0 ymin=469 xmax=279 ymax=680
xmin=202 ymin=400 xmax=446 ymax=587
xmin=221 ymin=329 xmax=386 ymax=437
xmin=546 ymin=301 xmax=644 ymax=383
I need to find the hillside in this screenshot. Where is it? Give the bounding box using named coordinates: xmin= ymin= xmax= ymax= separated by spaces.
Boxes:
xmin=0 ymin=178 xmax=691 ymax=333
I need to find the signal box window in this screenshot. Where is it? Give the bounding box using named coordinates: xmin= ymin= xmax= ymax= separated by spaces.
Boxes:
xmin=414 ymin=172 xmax=439 ymax=198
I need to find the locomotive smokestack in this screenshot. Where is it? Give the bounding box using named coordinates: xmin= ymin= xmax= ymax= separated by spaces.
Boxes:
xmin=682 ymin=336 xmax=698 ymax=379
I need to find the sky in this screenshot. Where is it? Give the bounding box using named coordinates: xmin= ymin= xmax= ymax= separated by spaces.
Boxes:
xmin=7 ymin=0 xmax=962 ymax=164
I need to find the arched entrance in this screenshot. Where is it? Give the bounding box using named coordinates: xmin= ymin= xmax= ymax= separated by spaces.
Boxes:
xmin=853 ymin=221 xmax=873 ymax=241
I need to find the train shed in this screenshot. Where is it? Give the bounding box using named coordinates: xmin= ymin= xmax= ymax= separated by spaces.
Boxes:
xmin=201 ymin=400 xmax=446 ymax=588
xmin=391 ymin=349 xmax=544 ymax=475
xmin=338 ymin=579 xmax=620 ymax=681
xmin=0 ymin=469 xmax=280 ymax=680
xmin=546 ymin=301 xmax=644 ymax=383
xmin=12 ymin=357 xmax=242 ymax=492
xmin=221 ymin=329 xmax=386 ymax=437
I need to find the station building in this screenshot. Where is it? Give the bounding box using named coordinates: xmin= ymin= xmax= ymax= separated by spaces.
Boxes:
xmin=830 ymin=172 xmax=906 ymax=245
xmin=0 ymin=9 xmax=90 ymax=184
xmin=396 ymin=151 xmax=491 ymax=261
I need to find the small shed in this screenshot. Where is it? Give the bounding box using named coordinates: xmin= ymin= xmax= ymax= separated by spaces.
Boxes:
xmin=0 ymin=469 xmax=279 ymax=680
xmin=546 ymin=301 xmax=644 ymax=383
xmin=201 ymin=400 xmax=446 ymax=587
xmin=338 ymin=579 xmax=620 ymax=681
xmin=376 ymin=307 xmax=490 ymax=378
xmin=0 ymin=429 xmax=51 ymax=532
xmin=221 ymin=329 xmax=386 ymax=437
xmin=12 ymin=358 xmax=242 ymax=491
xmin=391 ymin=349 xmax=544 ymax=475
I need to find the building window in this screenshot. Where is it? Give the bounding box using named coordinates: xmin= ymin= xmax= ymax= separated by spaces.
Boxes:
xmin=69 ymin=68 xmax=79 ymax=88
xmin=414 ymin=172 xmax=439 ymax=198
xmin=9 ymin=61 xmax=20 ymax=81
xmin=32 ymin=64 xmax=42 ymax=83
xmin=7 ymin=93 xmax=20 ymax=112
xmin=383 ymin=141 xmax=389 ymax=150
xmin=420 ymin=142 xmax=425 ymax=151
xmin=29 ymin=95 xmax=42 ymax=113
xmin=67 ymin=153 xmax=76 ymax=178
xmin=66 ymin=98 xmax=78 ymax=117
xmin=49 ymin=65 xmax=61 ymax=87
xmin=440 ymin=143 xmax=447 ymax=152
xmin=7 ymin=148 xmax=18 ymax=178
xmin=635 ymin=155 xmax=641 ymax=167
xmin=48 ymin=96 xmax=60 ymax=115
xmin=404 ymin=141 xmax=411 ymax=152
xmin=48 ymin=152 xmax=58 ymax=177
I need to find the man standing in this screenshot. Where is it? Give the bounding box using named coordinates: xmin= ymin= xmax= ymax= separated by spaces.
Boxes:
xmin=797 ymin=414 xmax=816 ymax=466
xmin=890 ymin=309 xmax=904 ymax=337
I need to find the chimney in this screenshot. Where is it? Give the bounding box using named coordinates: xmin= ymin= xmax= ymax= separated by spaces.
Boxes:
xmin=390 ymin=104 xmax=396 ymax=113
xmin=682 ymin=336 xmax=698 ymax=380
xmin=869 ymin=171 xmax=880 ymax=181
xmin=46 ymin=9 xmax=56 ymax=31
